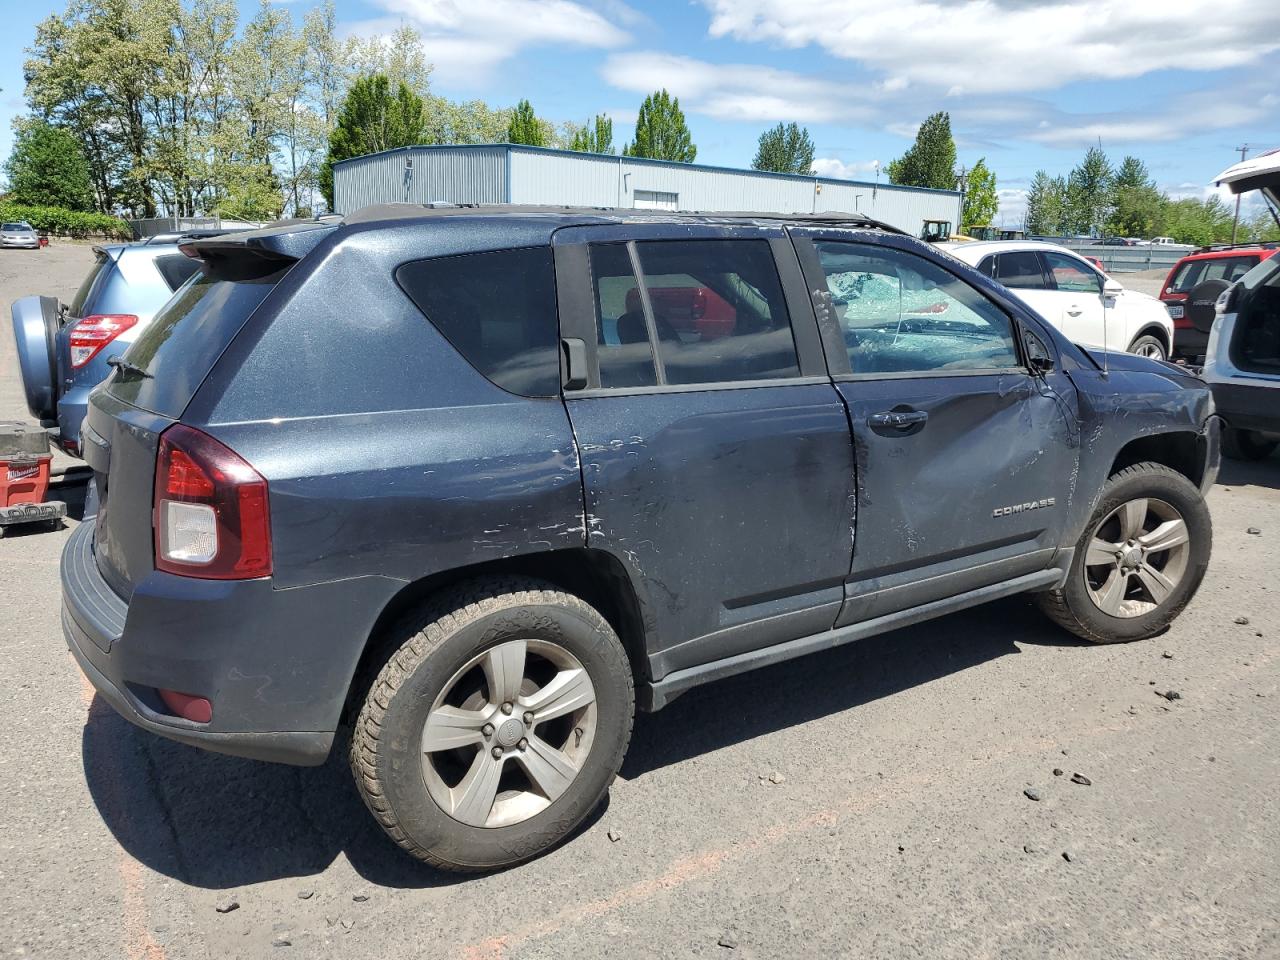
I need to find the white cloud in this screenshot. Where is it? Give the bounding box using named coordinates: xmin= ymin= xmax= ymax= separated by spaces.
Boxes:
xmin=700 ymin=0 xmax=1280 ymax=95
xmin=360 ymin=0 xmax=633 ymax=83
xmin=812 ymin=158 xmax=882 ymax=180
xmin=600 ymin=52 xmax=878 ymax=124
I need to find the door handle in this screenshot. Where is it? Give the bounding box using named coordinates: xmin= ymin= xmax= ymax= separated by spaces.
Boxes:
xmin=1066 ymin=305 xmax=1083 ymax=316
xmin=868 ymin=409 xmax=929 ymax=431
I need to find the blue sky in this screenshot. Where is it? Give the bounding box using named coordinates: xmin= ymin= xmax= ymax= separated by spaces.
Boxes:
xmin=3 ymin=0 xmax=1279 ymax=223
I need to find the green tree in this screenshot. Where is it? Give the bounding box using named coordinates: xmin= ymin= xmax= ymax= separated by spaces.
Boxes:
xmin=4 ymin=118 xmax=94 ymax=209
xmin=569 ymin=114 xmax=614 ymax=154
xmin=885 ymin=111 xmax=956 ymax=190
xmin=751 ymin=122 xmax=814 ymax=174
xmin=961 ymin=157 xmax=997 ymax=227
xmin=507 ymin=99 xmax=546 ymax=146
xmin=623 ymin=89 xmax=695 ymax=162
xmin=1024 ymin=170 xmax=1069 ymax=235
xmin=319 ymin=73 xmax=427 ymax=209
xmin=1105 ymin=157 xmax=1164 ymax=239
xmin=1162 ymin=196 xmax=1234 ymax=246
xmin=1065 ymin=145 xmax=1113 ymax=236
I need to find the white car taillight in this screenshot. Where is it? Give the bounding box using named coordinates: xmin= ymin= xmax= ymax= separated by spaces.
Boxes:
xmin=159 ymin=501 xmax=218 ymax=564
xmin=70 ymin=314 xmax=138 ymax=368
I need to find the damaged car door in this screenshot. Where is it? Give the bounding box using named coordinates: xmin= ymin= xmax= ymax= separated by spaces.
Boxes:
xmin=793 ymin=232 xmax=1079 ymax=625
xmin=554 ymin=224 xmax=856 ymax=682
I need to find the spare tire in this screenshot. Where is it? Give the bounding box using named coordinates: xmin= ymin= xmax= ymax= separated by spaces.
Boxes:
xmin=1187 ymin=279 xmax=1230 ymax=334
xmin=9 ymin=296 xmax=62 ymax=422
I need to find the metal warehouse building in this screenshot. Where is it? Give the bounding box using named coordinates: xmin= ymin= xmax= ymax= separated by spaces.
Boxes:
xmin=333 ymin=144 xmax=961 ymax=234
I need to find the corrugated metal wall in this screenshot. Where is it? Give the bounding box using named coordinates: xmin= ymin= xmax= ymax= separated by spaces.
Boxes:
xmin=334 ymin=146 xmax=508 ymax=213
xmin=334 ymin=145 xmax=961 ymax=236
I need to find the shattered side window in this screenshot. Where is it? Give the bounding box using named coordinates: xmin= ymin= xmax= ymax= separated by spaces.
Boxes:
xmin=814 ymin=241 xmax=1022 ymax=375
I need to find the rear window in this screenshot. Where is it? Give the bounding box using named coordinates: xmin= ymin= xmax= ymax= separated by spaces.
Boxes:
xmin=154 ymin=253 xmax=202 ymax=292
xmin=1169 ymin=255 xmax=1260 ymax=293
xmin=108 ymin=270 xmax=281 ymax=417
xmin=69 ymin=254 xmax=113 ymax=317
xmin=396 ymin=246 xmax=561 ymax=397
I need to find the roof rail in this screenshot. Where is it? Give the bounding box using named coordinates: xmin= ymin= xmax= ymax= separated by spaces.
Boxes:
xmin=1194 ymin=240 xmax=1280 ymax=253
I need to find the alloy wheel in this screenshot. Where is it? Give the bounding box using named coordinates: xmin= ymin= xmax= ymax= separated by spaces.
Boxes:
xmin=420 ymin=639 xmax=598 ymax=828
xmin=1134 ymin=341 xmax=1165 ymax=360
xmin=1083 ymin=497 xmax=1190 ymax=618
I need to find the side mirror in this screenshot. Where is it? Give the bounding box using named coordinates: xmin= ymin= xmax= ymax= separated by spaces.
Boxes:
xmin=1029 ymin=354 xmax=1054 ymax=374
xmin=1103 ymin=278 xmax=1123 ymax=297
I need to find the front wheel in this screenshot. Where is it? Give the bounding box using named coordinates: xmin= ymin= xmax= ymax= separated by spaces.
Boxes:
xmin=1222 ymin=427 xmax=1277 ymax=462
xmin=350 ymin=578 xmax=634 ymax=871
xmin=1128 ymin=334 xmax=1167 ymax=361
xmin=1038 ymin=462 xmax=1211 ymax=643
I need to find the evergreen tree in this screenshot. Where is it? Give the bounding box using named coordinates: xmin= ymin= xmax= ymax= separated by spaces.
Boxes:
xmin=751 ymin=122 xmax=815 ymax=174
xmin=319 ymin=74 xmax=427 ymax=209
xmin=885 ymin=112 xmax=956 ymax=190
xmin=622 ymin=89 xmax=696 ymax=162
xmin=1105 ymin=156 xmax=1165 ymax=238
xmin=4 ymin=119 xmax=94 ymax=210
xmin=1065 ymin=145 xmax=1113 ymax=236
xmin=1024 ymin=170 xmax=1069 ymax=235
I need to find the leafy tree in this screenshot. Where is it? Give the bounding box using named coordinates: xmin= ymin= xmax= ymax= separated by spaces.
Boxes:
xmin=507 ymin=99 xmax=546 ymax=146
xmin=961 ymin=157 xmax=998 ymax=227
xmin=1065 ymin=145 xmax=1112 ymax=236
xmin=623 ymin=89 xmax=696 ymax=162
xmin=319 ymin=73 xmax=427 ymax=208
xmin=1024 ymin=170 xmax=1070 ymax=235
xmin=1105 ymin=156 xmax=1164 ymax=238
xmin=1162 ymin=196 xmax=1234 ymax=246
xmin=569 ymin=114 xmax=614 ymax=154
xmin=751 ymin=122 xmax=814 ymax=175
xmin=4 ymin=119 xmax=94 ymax=210
xmin=886 ymin=112 xmax=956 ymax=190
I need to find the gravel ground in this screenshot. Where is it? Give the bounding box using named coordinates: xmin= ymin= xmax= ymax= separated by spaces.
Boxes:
xmin=1 ymin=244 xmax=1277 ymax=959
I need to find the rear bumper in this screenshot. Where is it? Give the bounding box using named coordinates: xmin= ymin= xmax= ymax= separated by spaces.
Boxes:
xmin=61 ymin=519 xmax=398 ymax=766
xmin=56 ymin=387 xmax=90 ymax=455
xmin=1211 ymin=382 xmax=1280 ymax=436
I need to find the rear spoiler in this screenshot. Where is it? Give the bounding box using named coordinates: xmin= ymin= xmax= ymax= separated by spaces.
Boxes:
xmin=179 ymin=221 xmax=336 ymax=265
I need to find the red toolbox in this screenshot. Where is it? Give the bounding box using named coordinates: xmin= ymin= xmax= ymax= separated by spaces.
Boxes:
xmin=0 ymin=422 xmax=65 ymax=534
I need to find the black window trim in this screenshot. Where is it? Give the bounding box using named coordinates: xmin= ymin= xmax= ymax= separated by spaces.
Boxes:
xmin=994 ymin=250 xmax=1052 ymax=291
xmin=792 ymin=233 xmax=1032 ymax=381
xmin=552 ymin=224 xmax=826 ymax=394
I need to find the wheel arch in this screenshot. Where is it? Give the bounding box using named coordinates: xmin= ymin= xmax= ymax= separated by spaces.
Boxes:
xmin=1108 ymin=430 xmax=1205 ymax=488
xmin=340 ymin=548 xmax=650 ymax=724
xmin=1129 ymin=323 xmax=1171 ymax=355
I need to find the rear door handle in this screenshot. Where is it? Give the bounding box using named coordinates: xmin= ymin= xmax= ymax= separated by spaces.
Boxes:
xmin=868 ymin=410 xmax=929 ymax=430
xmin=1066 ymin=305 xmax=1083 ymax=316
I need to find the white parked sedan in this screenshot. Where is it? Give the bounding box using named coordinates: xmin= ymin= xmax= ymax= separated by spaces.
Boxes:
xmin=942 ymin=240 xmax=1175 ymax=360
xmin=1 ymin=222 xmax=40 ymax=250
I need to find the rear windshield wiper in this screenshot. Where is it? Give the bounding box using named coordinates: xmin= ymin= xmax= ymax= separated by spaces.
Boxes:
xmin=107 ymin=356 xmax=153 ymax=379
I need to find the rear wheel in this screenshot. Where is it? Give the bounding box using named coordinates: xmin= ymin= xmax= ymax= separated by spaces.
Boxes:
xmin=1222 ymin=427 xmax=1277 ymax=462
xmin=1038 ymin=462 xmax=1210 ymax=643
xmin=1128 ymin=334 xmax=1167 ymax=361
xmin=350 ymin=578 xmax=634 ymax=871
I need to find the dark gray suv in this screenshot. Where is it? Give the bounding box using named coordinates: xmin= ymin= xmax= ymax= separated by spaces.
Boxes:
xmin=62 ymin=205 xmax=1220 ymax=871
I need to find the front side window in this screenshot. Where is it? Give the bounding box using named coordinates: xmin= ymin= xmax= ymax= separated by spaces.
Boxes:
xmin=995 ymin=251 xmax=1047 ymax=289
xmin=397 ymin=246 xmax=560 ymax=397
xmin=590 ymin=238 xmax=800 ymax=387
xmin=814 ymin=241 xmax=1022 ymax=375
xmin=1042 ymin=251 xmax=1102 ymax=294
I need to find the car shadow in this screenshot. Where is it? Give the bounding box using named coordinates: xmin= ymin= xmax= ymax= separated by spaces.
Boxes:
xmin=82 ymin=595 xmax=1083 ymax=890
xmin=1217 ymin=451 xmax=1280 ymax=492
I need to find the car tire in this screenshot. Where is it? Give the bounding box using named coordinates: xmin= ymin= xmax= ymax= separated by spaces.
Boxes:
xmin=1128 ymin=334 xmax=1167 ymax=361
xmin=1221 ymin=427 xmax=1277 ymax=462
xmin=350 ymin=578 xmax=634 ymax=872
xmin=1037 ymin=462 xmax=1210 ymax=644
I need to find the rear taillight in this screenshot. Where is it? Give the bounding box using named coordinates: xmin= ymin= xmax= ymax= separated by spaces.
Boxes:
xmin=69 ymin=314 xmax=138 ymax=368
xmin=154 ymin=424 xmax=271 ymax=579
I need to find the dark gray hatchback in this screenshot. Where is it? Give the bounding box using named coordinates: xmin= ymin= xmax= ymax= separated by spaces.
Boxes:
xmin=64 ymin=204 xmax=1220 ymax=870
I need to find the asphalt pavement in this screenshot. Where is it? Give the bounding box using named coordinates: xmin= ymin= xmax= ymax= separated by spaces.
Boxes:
xmin=0 ymin=245 xmax=1276 ymax=959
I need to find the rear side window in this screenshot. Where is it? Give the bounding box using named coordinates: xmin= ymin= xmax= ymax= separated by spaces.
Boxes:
xmin=154 ymin=254 xmax=202 ymax=292
xmin=108 ymin=271 xmax=281 ymax=417
xmin=397 ymin=247 xmax=560 ymax=398
xmin=69 ymin=254 xmax=113 ymax=317
xmin=995 ymin=251 xmax=1046 ymax=289
xmin=590 ymin=238 xmax=799 ymax=387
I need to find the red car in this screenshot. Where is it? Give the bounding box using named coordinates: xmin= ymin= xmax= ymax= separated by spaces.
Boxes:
xmin=1161 ymin=246 xmax=1279 ymax=361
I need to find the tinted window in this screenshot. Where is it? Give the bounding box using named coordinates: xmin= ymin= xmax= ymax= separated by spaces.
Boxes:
xmin=154 ymin=253 xmax=202 ymax=292
xmin=995 ymin=251 xmax=1047 ymax=289
xmin=2 ymin=223 xmax=27 ymax=231
xmin=1042 ymin=251 xmax=1102 ymax=294
xmin=69 ymin=254 xmax=112 ymax=317
xmin=397 ymin=246 xmax=560 ymax=397
xmin=108 ymin=271 xmax=281 ymax=417
xmin=815 ymin=241 xmax=1021 ymax=375
xmin=591 ymin=244 xmax=659 ymax=388
xmin=1170 ymin=255 xmax=1262 ymax=293
xmin=976 ymin=255 xmax=996 ymax=278
xmin=633 ymin=239 xmax=799 ymax=385
xmin=1229 ymin=256 xmax=1280 ymax=375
